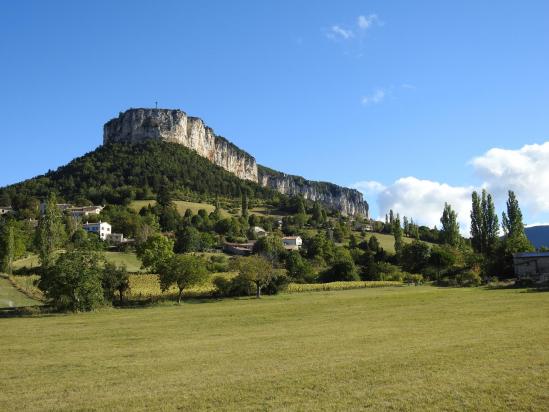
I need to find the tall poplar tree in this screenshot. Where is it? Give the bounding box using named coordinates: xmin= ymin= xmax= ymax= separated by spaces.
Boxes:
xmin=36 ymin=193 xmax=66 ymax=269
xmin=440 ymin=203 xmax=460 ymax=247
xmin=482 ymin=190 xmax=499 ymax=255
xmin=470 ymin=191 xmax=483 ymax=253
xmin=393 ymin=215 xmax=403 ymax=256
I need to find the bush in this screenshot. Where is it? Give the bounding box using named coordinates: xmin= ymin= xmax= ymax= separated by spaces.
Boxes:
xmin=457 ymin=271 xmax=482 ymax=287
xmin=404 ymin=273 xmax=424 ymax=285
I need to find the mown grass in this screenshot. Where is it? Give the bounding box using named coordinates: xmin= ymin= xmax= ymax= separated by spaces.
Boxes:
xmin=0 ymin=276 xmax=40 ymax=308
xmin=1 ymin=286 xmax=547 ymax=411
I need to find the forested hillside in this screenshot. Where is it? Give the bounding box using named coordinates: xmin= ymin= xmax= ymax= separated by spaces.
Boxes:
xmin=0 ymin=141 xmax=278 ymax=206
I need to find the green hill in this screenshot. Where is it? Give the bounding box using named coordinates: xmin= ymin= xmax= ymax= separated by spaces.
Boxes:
xmin=0 ymin=141 xmax=280 ymax=206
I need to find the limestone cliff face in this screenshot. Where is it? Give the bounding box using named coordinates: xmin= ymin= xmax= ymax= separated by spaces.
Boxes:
xmin=104 ymin=108 xmax=368 ymax=217
xmin=258 ymin=167 xmax=369 ymax=217
xmin=104 ymin=109 xmax=258 ymax=182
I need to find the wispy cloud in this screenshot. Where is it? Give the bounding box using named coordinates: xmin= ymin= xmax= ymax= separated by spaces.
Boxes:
xmin=357 ymin=14 xmax=380 ymax=30
xmin=361 ymin=89 xmax=386 ymax=105
xmin=327 ymin=25 xmax=354 ymax=40
xmin=325 ymin=13 xmax=382 ymax=41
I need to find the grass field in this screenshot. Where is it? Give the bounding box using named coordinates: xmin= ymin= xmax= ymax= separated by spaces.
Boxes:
xmin=13 ymin=252 xmax=144 ymax=273
xmin=0 ymin=276 xmax=40 ymax=308
xmin=1 ymin=286 xmax=547 ymax=411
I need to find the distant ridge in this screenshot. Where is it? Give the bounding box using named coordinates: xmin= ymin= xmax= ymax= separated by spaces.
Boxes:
xmin=525 ymin=225 xmax=549 ymax=249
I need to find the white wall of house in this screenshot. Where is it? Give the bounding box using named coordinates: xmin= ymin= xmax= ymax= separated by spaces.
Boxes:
xmin=83 ymin=221 xmax=112 ymax=240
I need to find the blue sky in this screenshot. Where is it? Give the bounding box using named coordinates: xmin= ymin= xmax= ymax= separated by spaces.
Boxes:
xmin=1 ymin=1 xmax=549 ymax=230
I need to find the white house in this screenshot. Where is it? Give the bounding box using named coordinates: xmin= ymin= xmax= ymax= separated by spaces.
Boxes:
xmin=67 ymin=206 xmax=104 ymax=218
xmin=252 ymin=226 xmax=267 ymax=238
xmin=83 ymin=221 xmax=112 ymax=240
xmin=282 ymin=236 xmax=303 ymax=251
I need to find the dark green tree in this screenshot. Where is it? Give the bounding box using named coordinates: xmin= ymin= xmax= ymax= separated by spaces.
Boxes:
xmin=102 ymin=262 xmax=130 ymax=303
xmin=393 ymin=215 xmax=404 ymax=257
xmin=440 ymin=203 xmax=460 ymax=247
xmin=175 ymin=225 xmax=202 ymax=253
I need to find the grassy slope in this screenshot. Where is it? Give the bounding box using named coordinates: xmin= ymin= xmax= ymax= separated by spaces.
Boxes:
xmin=130 ymin=199 xmax=231 ymax=218
xmin=0 ymin=276 xmax=40 ymax=308
xmin=1 ymin=286 xmax=547 ymax=411
xmin=13 ymin=252 xmax=144 ymax=273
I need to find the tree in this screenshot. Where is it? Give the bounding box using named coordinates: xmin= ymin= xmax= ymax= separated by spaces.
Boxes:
xmin=285 ymin=251 xmax=313 ymax=282
xmin=39 ymin=250 xmax=104 ymax=312
xmin=36 ymin=193 xmax=66 ymax=269
xmin=498 ymin=191 xmax=534 ymax=276
xmin=159 ymin=254 xmax=209 ymax=304
xmin=233 ymin=255 xmax=273 ymax=298
xmin=393 ymin=215 xmax=404 ymax=257
xmin=471 ymin=190 xmax=499 ymax=256
xmin=368 ymin=235 xmax=380 ymax=252
xmin=241 ymin=191 xmax=249 ymax=218
xmin=429 ymin=245 xmax=457 ymax=278
xmin=0 ymin=219 xmax=27 ymax=274
xmin=253 ymin=235 xmax=285 ymax=263
xmin=502 ymin=191 xmax=526 ymax=238
xmin=174 ymin=225 xmax=202 ymax=253
xmin=320 ymin=248 xmax=359 ymax=282
xmin=136 ymin=233 xmax=174 ymax=273
xmin=481 ymin=190 xmax=499 ymax=255
xmin=440 ymin=203 xmax=460 ymax=247
xmin=470 ymin=191 xmax=483 ymax=253
xmin=400 ymin=241 xmax=431 ymax=273
xmin=102 ymin=263 xmax=130 ymax=303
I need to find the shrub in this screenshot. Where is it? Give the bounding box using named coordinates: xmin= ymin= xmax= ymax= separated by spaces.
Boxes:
xmin=457 ymin=271 xmax=482 ymax=287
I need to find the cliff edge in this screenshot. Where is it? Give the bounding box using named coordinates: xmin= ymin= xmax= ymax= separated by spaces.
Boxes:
xmin=104 ymin=108 xmax=368 ymax=217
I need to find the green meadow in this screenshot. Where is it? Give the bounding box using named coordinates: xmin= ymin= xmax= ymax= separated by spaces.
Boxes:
xmin=1 ymin=286 xmax=547 ymax=411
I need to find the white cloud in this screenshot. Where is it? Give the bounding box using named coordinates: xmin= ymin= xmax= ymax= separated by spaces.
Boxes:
xmin=361 ymin=89 xmax=386 ymax=105
xmin=357 ymin=14 xmax=380 ymax=30
xmin=353 ymin=180 xmax=386 ymax=194
xmin=327 ymin=25 xmax=354 ymax=40
xmin=354 ymin=177 xmax=474 ymax=235
xmin=471 ymin=142 xmax=549 ymax=216
xmin=353 ymin=140 xmax=549 ymax=235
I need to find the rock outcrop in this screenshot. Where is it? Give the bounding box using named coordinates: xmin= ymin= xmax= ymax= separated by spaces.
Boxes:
xmin=258 ymin=167 xmax=369 ymax=217
xmin=104 ymin=109 xmax=258 ymax=182
xmin=104 ymin=108 xmax=368 ymax=217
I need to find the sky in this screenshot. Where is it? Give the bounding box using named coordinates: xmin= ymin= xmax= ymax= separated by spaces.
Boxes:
xmin=1 ymin=1 xmax=549 ymax=233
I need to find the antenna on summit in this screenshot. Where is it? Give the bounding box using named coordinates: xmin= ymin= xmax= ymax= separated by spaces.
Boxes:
xmin=155 ymin=101 xmax=158 ymax=109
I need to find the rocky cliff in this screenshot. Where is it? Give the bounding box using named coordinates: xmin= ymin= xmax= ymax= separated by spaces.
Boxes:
xmin=258 ymin=166 xmax=369 ymax=217
xmin=104 ymin=108 xmax=368 ymax=217
xmin=104 ymin=109 xmax=258 ymax=181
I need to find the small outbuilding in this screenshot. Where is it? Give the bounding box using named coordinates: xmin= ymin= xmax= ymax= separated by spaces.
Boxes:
xmin=513 ymin=252 xmax=549 ymax=284
xmin=282 ymin=236 xmax=303 ymax=251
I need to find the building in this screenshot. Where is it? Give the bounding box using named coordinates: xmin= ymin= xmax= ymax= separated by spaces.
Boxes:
xmin=40 ymin=202 xmax=72 ymax=215
xmin=107 ymin=233 xmax=125 ymax=243
xmin=223 ymin=241 xmax=256 ymax=256
xmin=0 ymin=206 xmax=14 ymax=215
xmin=252 ymin=226 xmax=267 ymax=238
xmin=282 ymin=236 xmax=303 ymax=251
xmin=513 ymin=252 xmax=549 ymax=284
xmin=83 ymin=221 xmax=112 ymax=240
xmin=66 ymin=206 xmax=104 ymax=218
